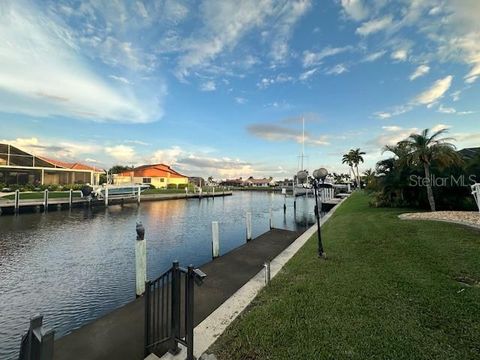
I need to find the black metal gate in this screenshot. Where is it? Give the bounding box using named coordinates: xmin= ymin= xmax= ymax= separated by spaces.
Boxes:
xmin=145 ymin=261 xmax=206 ymax=360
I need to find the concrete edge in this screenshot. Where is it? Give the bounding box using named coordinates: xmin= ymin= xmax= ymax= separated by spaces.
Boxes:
xmin=158 ymin=196 xmax=348 ymax=360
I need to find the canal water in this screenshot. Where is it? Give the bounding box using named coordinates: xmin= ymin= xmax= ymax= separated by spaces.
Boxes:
xmin=0 ymin=191 xmax=317 ymax=359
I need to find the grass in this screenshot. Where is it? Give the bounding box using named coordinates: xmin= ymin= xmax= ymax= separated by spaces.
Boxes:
xmin=210 ymin=192 xmax=480 ymax=360
xmin=1 ymin=191 xmax=82 ymax=200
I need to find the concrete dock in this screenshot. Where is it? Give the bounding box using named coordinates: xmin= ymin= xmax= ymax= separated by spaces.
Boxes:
xmin=53 ymin=228 xmax=302 ymax=360
xmin=0 ymin=191 xmax=232 ymax=214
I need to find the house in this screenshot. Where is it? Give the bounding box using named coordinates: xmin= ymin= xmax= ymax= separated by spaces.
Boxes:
xmin=243 ymin=177 xmax=275 ymax=187
xmin=188 ymin=177 xmax=205 ymax=187
xmin=115 ymin=164 xmax=188 ymax=189
xmin=0 ymin=143 xmax=103 ymax=185
xmin=219 ymin=178 xmax=244 ymax=187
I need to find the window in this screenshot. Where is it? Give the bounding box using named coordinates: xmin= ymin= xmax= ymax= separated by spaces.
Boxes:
xmin=160 ymin=178 xmax=165 ymax=182
xmin=143 ymin=177 xmax=151 ymax=183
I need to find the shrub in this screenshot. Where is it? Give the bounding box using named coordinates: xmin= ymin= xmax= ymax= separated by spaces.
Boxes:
xmin=178 ymin=183 xmax=187 ymax=189
xmin=167 ymin=184 xmax=178 ymax=189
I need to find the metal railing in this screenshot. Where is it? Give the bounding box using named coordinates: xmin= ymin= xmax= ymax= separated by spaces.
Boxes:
xmin=145 ymin=261 xmax=206 ymax=360
xmin=19 ymin=315 xmax=55 ymax=360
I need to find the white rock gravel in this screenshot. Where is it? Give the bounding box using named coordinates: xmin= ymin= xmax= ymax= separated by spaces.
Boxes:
xmin=399 ymin=211 xmax=480 ymax=229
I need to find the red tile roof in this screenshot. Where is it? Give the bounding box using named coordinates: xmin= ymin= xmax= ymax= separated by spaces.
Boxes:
xmin=119 ymin=164 xmax=187 ymax=178
xmin=38 ymin=156 xmax=102 ymax=172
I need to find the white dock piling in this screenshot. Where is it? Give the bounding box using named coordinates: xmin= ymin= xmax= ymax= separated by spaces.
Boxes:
xmin=104 ymin=186 xmax=109 ymax=206
xmin=137 ymin=185 xmax=141 ymax=204
xmin=69 ymin=189 xmax=73 ymax=208
xmin=246 ymin=211 xmax=252 ymax=241
xmin=43 ymin=189 xmax=49 ymax=211
xmin=14 ymin=190 xmax=19 ymax=214
xmin=264 ymin=261 xmax=271 ymax=285
xmin=135 ymin=223 xmax=147 ymax=297
xmin=212 ymin=221 xmax=220 ymax=258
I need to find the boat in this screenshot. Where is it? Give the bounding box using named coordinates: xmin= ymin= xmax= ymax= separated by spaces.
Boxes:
xmin=92 ymin=184 xmax=150 ymax=200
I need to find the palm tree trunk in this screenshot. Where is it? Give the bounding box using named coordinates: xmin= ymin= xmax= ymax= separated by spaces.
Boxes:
xmin=423 ymin=163 xmax=436 ymax=211
xmin=356 ymin=166 xmax=361 ymax=189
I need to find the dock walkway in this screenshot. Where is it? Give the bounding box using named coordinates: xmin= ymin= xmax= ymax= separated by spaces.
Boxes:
xmin=0 ymin=192 xmax=232 ymax=214
xmin=53 ymin=228 xmax=302 ymax=360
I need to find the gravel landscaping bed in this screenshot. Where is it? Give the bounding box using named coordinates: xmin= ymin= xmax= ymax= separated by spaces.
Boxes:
xmin=399 ymin=211 xmax=480 ymax=229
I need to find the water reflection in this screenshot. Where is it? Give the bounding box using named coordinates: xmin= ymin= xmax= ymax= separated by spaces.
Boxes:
xmin=0 ymin=192 xmax=317 ymax=359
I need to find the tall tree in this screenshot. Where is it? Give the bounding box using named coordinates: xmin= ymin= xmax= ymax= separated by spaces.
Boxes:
xmin=342 ymin=153 xmax=356 ymax=187
xmin=401 ymin=128 xmax=461 ymax=211
xmin=349 ymin=148 xmax=366 ymax=187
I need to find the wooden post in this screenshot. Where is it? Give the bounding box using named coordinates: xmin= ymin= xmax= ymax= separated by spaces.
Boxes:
xmin=43 ymin=189 xmax=49 ymax=211
xmin=137 ymin=185 xmax=141 ymax=205
xmin=69 ymin=189 xmax=73 ymax=208
xmin=14 ymin=189 xmax=19 ymax=214
xmin=212 ymin=221 xmax=219 ymax=258
xmin=246 ymin=212 xmax=252 ymax=241
xmin=269 ymin=208 xmax=273 ymax=229
xmin=104 ymin=186 xmax=109 ymax=206
xmin=135 ymin=223 xmax=146 ymax=297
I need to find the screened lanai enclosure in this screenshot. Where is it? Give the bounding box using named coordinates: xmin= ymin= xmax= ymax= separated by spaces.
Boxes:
xmin=0 ymin=143 xmax=102 ymax=186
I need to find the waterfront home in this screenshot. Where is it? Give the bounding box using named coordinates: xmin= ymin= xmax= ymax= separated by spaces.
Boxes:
xmin=243 ymin=177 xmax=275 ymax=187
xmin=114 ymin=164 xmax=188 ymax=189
xmin=0 ymin=143 xmax=103 ymax=186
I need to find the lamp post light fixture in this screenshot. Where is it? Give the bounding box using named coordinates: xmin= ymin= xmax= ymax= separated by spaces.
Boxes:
xmin=312 ymin=167 xmax=328 ymax=259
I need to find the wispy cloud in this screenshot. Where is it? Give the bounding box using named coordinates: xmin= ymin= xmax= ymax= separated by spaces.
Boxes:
xmin=325 ymin=64 xmax=348 ymax=75
xmin=340 ymin=0 xmax=368 ymax=21
xmin=302 ymin=46 xmax=352 ymax=67
xmin=200 ymin=80 xmax=216 ymax=92
xmin=362 ymin=50 xmax=386 ymax=62
xmin=356 ymin=16 xmax=393 ymax=36
xmin=414 ymin=75 xmax=453 ymax=105
xmin=409 ymin=64 xmax=430 ymax=81
xmin=0 ymin=0 xmax=164 ymax=123
xmin=247 ymin=122 xmax=329 ymax=146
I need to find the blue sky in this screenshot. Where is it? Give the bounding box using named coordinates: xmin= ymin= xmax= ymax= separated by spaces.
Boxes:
xmin=0 ymin=0 xmax=479 ymax=179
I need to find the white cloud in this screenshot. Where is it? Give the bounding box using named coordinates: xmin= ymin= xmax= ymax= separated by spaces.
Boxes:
xmin=151 ymin=146 xmax=184 ymax=165
xmin=200 ymin=80 xmax=216 ymax=91
xmin=302 ymin=46 xmax=352 ymax=67
xmin=451 ymin=90 xmax=461 ymax=101
xmin=247 ymin=123 xmax=329 ymax=146
xmin=1 ymin=136 xmax=101 ymax=160
xmin=326 ymin=64 xmax=348 ymax=75
xmin=235 ymin=97 xmax=247 ymax=104
xmin=374 ymin=105 xmax=412 ymax=119
xmin=431 ymin=124 xmax=451 ymax=132
xmin=437 ymin=104 xmax=456 ymax=114
xmin=372 ymin=126 xmax=419 ymax=147
xmin=409 ymin=64 xmax=430 ymax=81
xmin=340 ymin=0 xmax=368 ymax=21
xmin=173 ymin=0 xmax=311 ymax=78
xmin=0 ymin=1 xmax=163 ymax=123
xmin=105 ymin=145 xmax=136 ymax=163
xmin=257 ymin=73 xmax=294 ymax=89
xmin=109 ymin=75 xmax=131 ymax=84
xmin=356 ymin=16 xmax=393 ymax=36
xmin=414 ymin=75 xmax=453 ymax=105
xmin=362 ymin=50 xmax=386 ymax=62
xmin=299 ymin=68 xmax=318 ymax=81
xmin=391 ymin=48 xmax=408 ymax=61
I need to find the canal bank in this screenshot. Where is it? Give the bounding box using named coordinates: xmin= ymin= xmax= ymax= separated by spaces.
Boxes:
xmin=0 ymin=192 xmax=317 ymax=359
xmin=0 ymin=191 xmax=232 ymax=215
xmin=53 ymin=228 xmax=302 ymax=360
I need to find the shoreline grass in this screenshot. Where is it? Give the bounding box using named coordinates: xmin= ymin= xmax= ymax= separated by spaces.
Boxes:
xmin=209 ymin=192 xmax=480 ymax=360
xmin=1 ymin=191 xmax=82 ymax=200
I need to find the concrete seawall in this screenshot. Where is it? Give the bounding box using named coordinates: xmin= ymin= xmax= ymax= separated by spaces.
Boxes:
xmin=53 ymin=227 xmax=301 ymax=360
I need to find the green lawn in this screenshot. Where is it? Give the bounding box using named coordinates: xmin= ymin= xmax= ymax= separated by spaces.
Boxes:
xmin=1 ymin=191 xmax=82 ymax=200
xmin=210 ymin=192 xmax=480 ymax=360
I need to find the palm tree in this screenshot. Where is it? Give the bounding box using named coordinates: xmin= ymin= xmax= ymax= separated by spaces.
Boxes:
xmin=401 ymin=128 xmax=461 ymax=211
xmin=350 ymin=148 xmax=366 ymax=186
xmin=363 ymin=168 xmax=376 ymax=186
xmin=342 ymin=153 xmax=356 ymax=186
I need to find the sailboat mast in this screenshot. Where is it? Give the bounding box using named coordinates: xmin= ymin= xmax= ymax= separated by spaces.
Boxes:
xmin=301 ymin=116 xmax=305 ymax=171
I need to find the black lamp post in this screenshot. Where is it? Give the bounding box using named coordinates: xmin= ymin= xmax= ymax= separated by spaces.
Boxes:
xmin=311 ymin=168 xmax=328 ymax=258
